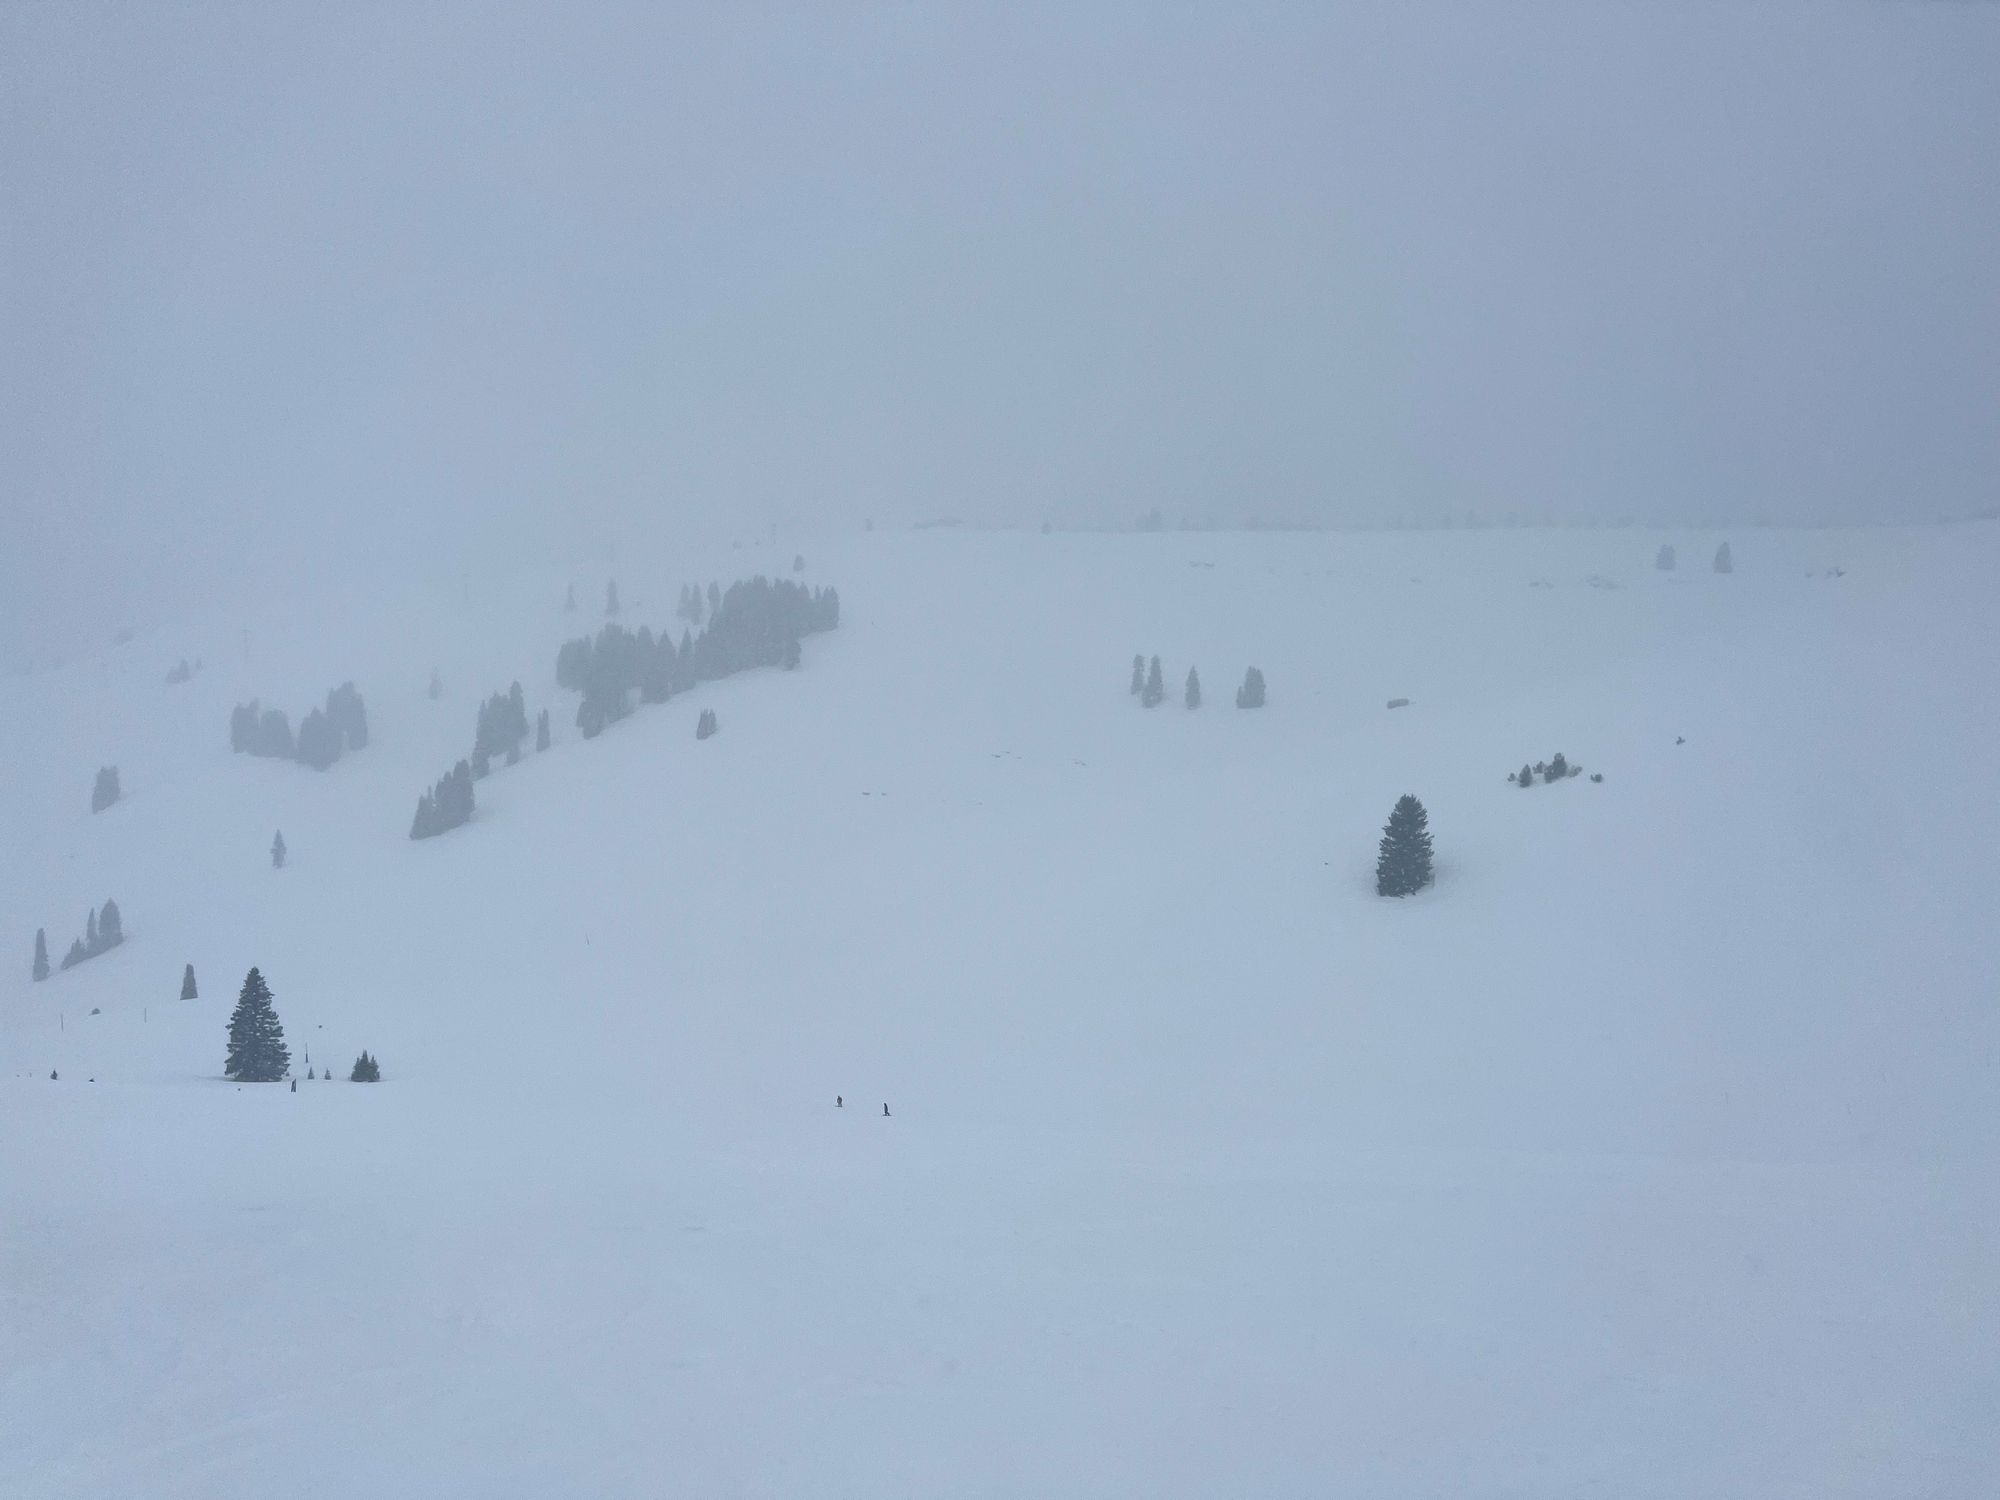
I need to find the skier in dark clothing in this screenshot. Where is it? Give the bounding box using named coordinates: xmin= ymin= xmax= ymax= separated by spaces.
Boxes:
xmin=882 ymin=1102 xmax=890 ymax=1117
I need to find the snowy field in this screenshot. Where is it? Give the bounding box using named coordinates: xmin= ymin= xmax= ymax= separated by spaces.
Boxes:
xmin=3 ymin=525 xmax=1995 ymax=1498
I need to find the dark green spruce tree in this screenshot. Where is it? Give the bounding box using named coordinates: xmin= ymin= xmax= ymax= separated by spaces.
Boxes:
xmin=180 ymin=962 xmax=198 ymax=1000
xmin=1142 ymin=656 xmax=1164 ymax=707
xmin=224 ymin=967 xmax=290 ymax=1081
xmin=1374 ymin=794 xmax=1435 ymax=898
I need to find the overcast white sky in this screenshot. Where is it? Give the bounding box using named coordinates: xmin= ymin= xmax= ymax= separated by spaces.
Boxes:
xmin=3 ymin=2 xmax=1996 ymax=658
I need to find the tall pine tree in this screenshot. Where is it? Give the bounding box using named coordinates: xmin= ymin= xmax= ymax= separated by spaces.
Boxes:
xmin=33 ymin=929 xmax=49 ymax=982
xmin=224 ymin=968 xmax=290 ymax=1082
xmin=1185 ymin=666 xmax=1201 ymax=709
xmin=180 ymin=963 xmax=198 ymax=1000
xmin=1142 ymin=656 xmax=1164 ymax=707
xmin=1374 ymin=795 xmax=1435 ymax=897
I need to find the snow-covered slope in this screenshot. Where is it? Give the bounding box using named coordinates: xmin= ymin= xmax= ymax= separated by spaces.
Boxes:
xmin=4 ymin=526 xmax=1995 ymax=1498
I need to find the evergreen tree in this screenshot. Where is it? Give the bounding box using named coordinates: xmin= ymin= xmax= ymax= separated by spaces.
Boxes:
xmin=1656 ymin=544 xmax=1676 ymax=571
xmin=224 ymin=967 xmax=289 ymax=1082
xmin=1185 ymin=666 xmax=1201 ymax=709
xmin=428 ymin=669 xmax=444 ymax=701
xmin=1235 ymin=667 xmax=1266 ymax=709
xmin=271 ymin=830 xmax=287 ymax=868
xmin=97 ymin=899 xmax=122 ymax=949
xmin=350 ymin=1051 xmax=381 ymax=1083
xmin=91 ymin=765 xmax=120 ymax=813
xmin=1130 ymin=654 xmax=1144 ymax=694
xmin=1518 ymin=762 xmax=1534 ymax=787
xmin=86 ymin=907 xmax=98 ymax=951
xmin=1714 ymin=541 xmax=1733 ymax=574
xmin=33 ymin=929 xmax=49 ymax=982
xmin=180 ymin=962 xmax=197 ymax=1000
xmin=61 ymin=939 xmax=85 ymax=971
xmin=1546 ymin=753 xmax=1568 ymax=782
xmin=696 ymin=708 xmax=718 ymax=740
xmin=1375 ymin=794 xmax=1435 ymax=898
xmin=327 ymin=682 xmax=368 ymax=750
xmin=782 ymin=635 xmax=802 ymax=670
xmin=1142 ymin=656 xmax=1164 ymax=707
xmin=536 ymin=708 xmax=550 ymax=752
xmin=295 ymin=707 xmax=341 ymax=769
xmin=606 ymin=579 xmax=621 ymax=616
xmin=257 ymin=708 xmax=294 ymax=758
xmin=565 ymin=582 xmax=577 ymax=612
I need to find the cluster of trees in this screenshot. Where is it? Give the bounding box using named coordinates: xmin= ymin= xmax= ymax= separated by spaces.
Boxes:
xmin=409 ymin=761 xmax=475 ymax=840
xmin=1129 ymin=657 xmax=1262 ymax=710
xmin=696 ymin=708 xmax=719 ymax=740
xmin=350 ymin=1050 xmax=381 ymax=1082
xmin=165 ymin=656 xmax=202 ymax=684
xmin=472 ymin=683 xmax=530 ymax=773
xmin=230 ymin=683 xmax=368 ymax=770
xmin=91 ymin=766 xmax=120 ymax=813
xmin=1509 ymin=753 xmax=1584 ymax=787
xmin=676 ymin=581 xmax=719 ymax=627
xmin=32 ymin=900 xmax=125 ymax=980
xmin=557 ymin=577 xmax=838 ymax=739
xmin=1375 ymin=796 xmax=1435 ymax=897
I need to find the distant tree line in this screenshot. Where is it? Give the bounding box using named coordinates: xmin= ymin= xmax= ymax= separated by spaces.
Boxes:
xmin=231 ymin=682 xmax=368 ymax=770
xmin=1129 ymin=655 xmax=1264 ymax=710
xmin=33 ymin=899 xmax=125 ymax=979
xmin=410 ymin=760 xmax=475 ymax=840
xmin=472 ymin=683 xmax=531 ymax=774
xmin=557 ymin=577 xmax=837 ymax=740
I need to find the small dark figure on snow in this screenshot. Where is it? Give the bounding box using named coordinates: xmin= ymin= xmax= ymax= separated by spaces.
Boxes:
xmin=836 ymin=1096 xmax=843 ymax=1108
xmin=882 ymin=1102 xmax=891 ymax=1117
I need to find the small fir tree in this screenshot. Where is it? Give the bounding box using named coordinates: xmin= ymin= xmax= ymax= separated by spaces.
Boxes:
xmin=92 ymin=766 xmax=121 ymax=813
xmin=536 ymin=707 xmax=550 ymax=752
xmin=97 ymin=899 xmax=122 ymax=948
xmin=1656 ymin=544 xmax=1676 ymax=571
xmin=33 ymin=929 xmax=49 ymax=982
xmin=696 ymin=708 xmax=718 ymax=740
xmin=1142 ymin=656 xmax=1164 ymax=708
xmin=223 ymin=967 xmax=290 ymax=1082
xmin=181 ymin=963 xmax=198 ymax=1000
xmin=271 ymin=830 xmax=287 ymax=869
xmin=565 ymin=582 xmax=576 ymax=612
xmin=606 ymin=579 xmax=621 ymax=616
xmin=1185 ymin=667 xmax=1201 ymax=709
xmin=1714 ymin=541 xmax=1733 ymax=574
xmin=1235 ymin=667 xmax=1266 ymax=709
xmin=1374 ymin=794 xmax=1435 ymax=898
xmin=1130 ymin=654 xmax=1145 ymax=694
